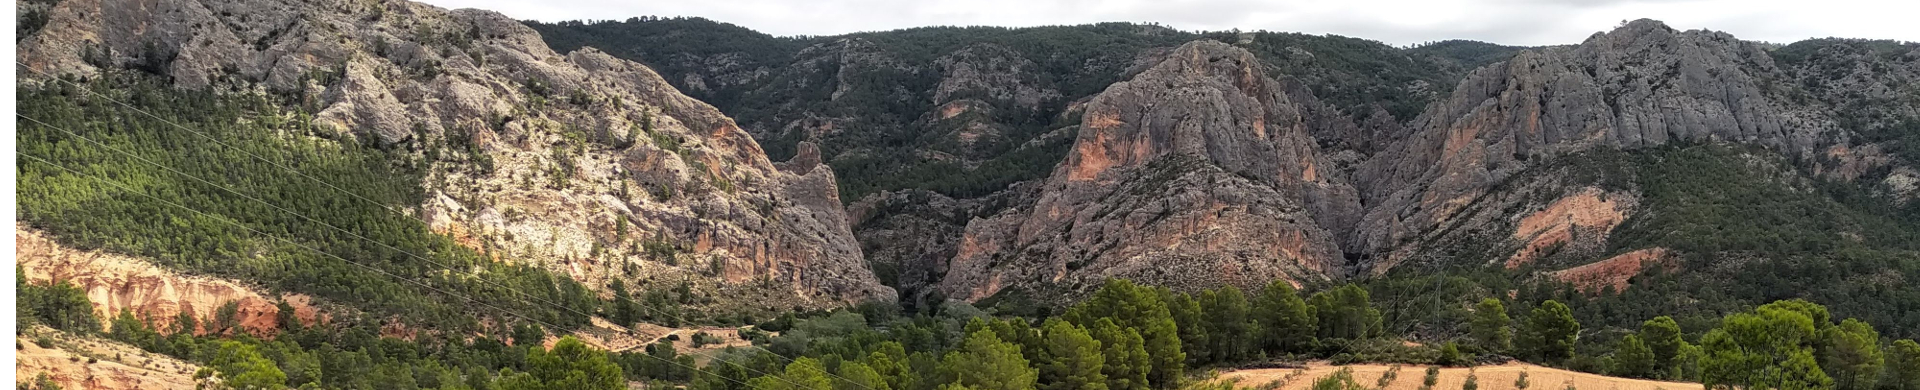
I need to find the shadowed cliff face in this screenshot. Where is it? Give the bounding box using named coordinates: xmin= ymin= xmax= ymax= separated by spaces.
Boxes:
xmin=18 ymin=0 xmax=891 ymax=312
xmin=940 ymin=41 xmax=1362 ymax=302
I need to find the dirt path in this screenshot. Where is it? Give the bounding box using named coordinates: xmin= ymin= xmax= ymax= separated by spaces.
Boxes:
xmin=1219 ymin=362 xmax=1699 ymax=390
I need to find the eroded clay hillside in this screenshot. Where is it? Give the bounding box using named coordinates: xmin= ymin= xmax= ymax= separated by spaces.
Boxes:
xmin=18 ymin=0 xmax=892 ymax=315
xmin=17 ymin=225 xmax=321 ymax=337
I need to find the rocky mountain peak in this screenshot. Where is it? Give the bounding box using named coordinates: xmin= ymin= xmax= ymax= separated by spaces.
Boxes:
xmin=1349 ymin=17 xmax=1844 ymax=262
xmin=939 ymin=39 xmax=1360 ymax=302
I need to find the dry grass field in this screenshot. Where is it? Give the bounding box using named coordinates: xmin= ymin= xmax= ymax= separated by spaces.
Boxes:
xmin=1218 ymin=361 xmax=1700 ymax=390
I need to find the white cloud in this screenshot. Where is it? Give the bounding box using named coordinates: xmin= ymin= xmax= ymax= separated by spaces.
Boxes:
xmin=419 ymin=0 xmax=1920 ymax=46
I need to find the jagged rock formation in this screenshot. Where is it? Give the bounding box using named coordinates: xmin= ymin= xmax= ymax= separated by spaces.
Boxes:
xmin=932 ymin=21 xmax=1920 ymax=300
xmin=1350 ymin=20 xmax=1848 ymax=264
xmin=938 ymin=41 xmax=1363 ymax=302
xmin=530 ymin=20 xmax=1539 ymax=299
xmin=17 ymin=0 xmax=891 ymax=314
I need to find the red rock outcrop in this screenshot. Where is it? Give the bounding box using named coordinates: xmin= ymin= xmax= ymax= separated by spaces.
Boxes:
xmin=1505 ymin=188 xmax=1630 ymax=268
xmin=1551 ymin=248 xmax=1675 ymax=294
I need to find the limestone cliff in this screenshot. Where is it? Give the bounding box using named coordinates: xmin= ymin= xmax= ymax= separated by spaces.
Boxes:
xmin=940 ymin=41 xmax=1362 ymax=302
xmin=17 ymin=0 xmax=892 ymax=312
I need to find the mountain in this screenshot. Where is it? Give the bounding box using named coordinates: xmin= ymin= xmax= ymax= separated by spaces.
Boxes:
xmin=17 ymin=0 xmax=891 ymax=333
xmin=1355 ymin=19 xmax=1847 ymax=264
xmin=531 ymin=18 xmax=1529 ymax=306
xmin=18 ymin=2 xmax=1920 ymax=389
xmin=942 ymin=40 xmax=1361 ymax=302
xmin=533 ymin=18 xmax=1920 ymax=336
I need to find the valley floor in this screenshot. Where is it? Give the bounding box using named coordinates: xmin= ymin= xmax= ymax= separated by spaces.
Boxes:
xmin=1219 ymin=362 xmax=1698 ymax=390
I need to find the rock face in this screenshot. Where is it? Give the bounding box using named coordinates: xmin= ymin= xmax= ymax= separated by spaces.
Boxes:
xmin=16 ymin=225 xmax=315 ymax=336
xmin=939 ymin=41 xmax=1363 ymax=301
xmin=1350 ymin=19 xmax=1842 ymax=262
xmin=1503 ymin=187 xmax=1633 ymax=269
xmin=17 ymin=0 xmax=892 ymax=313
xmin=1776 ymin=39 xmax=1920 ymax=201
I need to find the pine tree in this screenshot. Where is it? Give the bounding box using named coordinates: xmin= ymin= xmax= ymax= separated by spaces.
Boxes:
xmin=1468 ymin=299 xmax=1512 ymax=354
xmin=1166 ymin=292 xmax=1206 ymax=364
xmin=211 ymin=341 xmax=289 ymax=390
xmin=837 ymin=361 xmax=891 ymax=390
xmin=1438 ymin=342 xmax=1464 ymax=366
xmin=1065 ymin=280 xmax=1183 ymax=389
xmin=609 ymin=279 xmax=640 ymax=327
xmin=1198 ymin=286 xmax=1252 ymax=364
xmin=1609 ymin=335 xmax=1655 ymax=378
xmin=1820 ymin=318 xmax=1884 ymax=390
xmin=944 ymin=329 xmax=1039 ymax=390
xmin=1700 ymin=301 xmax=1833 ymax=390
xmin=1637 ymin=316 xmax=1683 ymax=369
xmin=1251 ymin=280 xmax=1317 ymax=355
xmin=1888 ymin=339 xmax=1920 ymax=390
xmin=523 ymin=336 xmax=626 ymax=390
xmin=1309 ymin=284 xmax=1381 ymax=340
xmin=1039 ymin=319 xmax=1108 ymax=390
xmin=1089 ymin=318 xmax=1150 ymax=390
xmin=1519 ymin=300 xmax=1579 ymax=362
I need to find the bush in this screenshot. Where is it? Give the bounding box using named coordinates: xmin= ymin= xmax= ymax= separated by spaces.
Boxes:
xmin=1310 ymin=368 xmax=1365 ymax=390
xmin=1420 ymin=366 xmax=1440 ymax=390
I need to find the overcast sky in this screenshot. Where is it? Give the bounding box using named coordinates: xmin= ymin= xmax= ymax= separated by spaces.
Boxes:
xmin=419 ymin=0 xmax=1918 ymax=47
